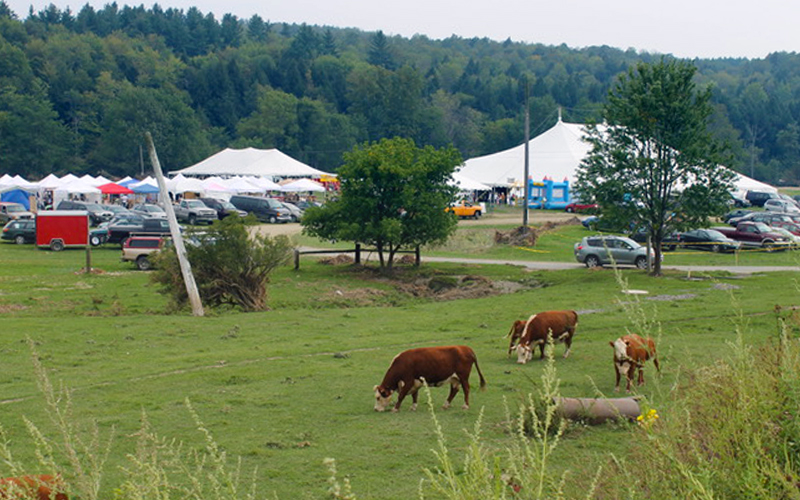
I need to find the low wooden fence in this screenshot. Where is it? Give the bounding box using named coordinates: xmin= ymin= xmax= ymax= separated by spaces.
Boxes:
xmin=293 ymin=243 xmax=420 ymax=269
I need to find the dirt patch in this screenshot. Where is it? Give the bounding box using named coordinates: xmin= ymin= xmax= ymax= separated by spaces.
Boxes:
xmin=0 ymin=304 xmax=27 ymax=313
xmin=321 ymin=268 xmax=537 ymax=305
xmin=318 ymin=255 xmax=355 ymax=265
xmin=494 ymin=217 xmax=583 ymax=246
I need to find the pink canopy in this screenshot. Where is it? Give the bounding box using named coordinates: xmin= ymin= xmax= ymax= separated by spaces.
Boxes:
xmin=98 ymin=182 xmax=134 ymax=194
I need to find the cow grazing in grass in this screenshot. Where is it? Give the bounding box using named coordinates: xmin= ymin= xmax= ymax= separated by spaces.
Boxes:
xmin=506 ymin=319 xmax=527 ymax=356
xmin=374 ymin=345 xmax=486 ymax=413
xmin=0 ymin=475 xmax=68 ymax=500
xmin=611 ymin=334 xmax=660 ymax=392
xmin=514 ymin=310 xmax=579 ymax=364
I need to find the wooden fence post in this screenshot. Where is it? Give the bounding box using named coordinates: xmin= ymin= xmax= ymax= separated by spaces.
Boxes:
xmin=355 ymin=243 xmax=361 ymax=264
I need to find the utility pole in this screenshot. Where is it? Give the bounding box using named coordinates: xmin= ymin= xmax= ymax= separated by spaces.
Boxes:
xmin=523 ymin=75 xmax=531 ymax=227
xmin=145 ymin=132 xmax=205 ymax=317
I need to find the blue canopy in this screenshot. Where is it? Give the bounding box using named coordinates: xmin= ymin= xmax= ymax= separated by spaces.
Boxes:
xmin=1 ymin=189 xmax=31 ymax=209
xmin=131 ymin=183 xmax=160 ymax=194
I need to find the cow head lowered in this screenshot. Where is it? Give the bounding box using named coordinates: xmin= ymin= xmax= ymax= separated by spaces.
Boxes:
xmin=512 ymin=310 xmax=578 ymax=364
xmin=373 ymin=346 xmax=486 ymax=412
xmin=373 ymin=385 xmax=394 ymax=412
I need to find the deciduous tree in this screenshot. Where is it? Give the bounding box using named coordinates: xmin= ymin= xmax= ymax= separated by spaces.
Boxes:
xmin=577 ymin=58 xmax=734 ymax=275
xmin=301 ymin=137 xmax=460 ymax=270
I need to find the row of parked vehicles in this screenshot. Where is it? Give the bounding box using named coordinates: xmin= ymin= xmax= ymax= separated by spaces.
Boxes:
xmin=574 ymin=202 xmax=800 ymax=268
xmin=1 ymin=195 xmax=318 ymax=251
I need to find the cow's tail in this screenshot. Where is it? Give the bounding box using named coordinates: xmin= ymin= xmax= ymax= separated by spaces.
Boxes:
xmin=473 ymin=354 xmax=487 ymax=390
xmin=649 ymin=339 xmax=661 ymax=373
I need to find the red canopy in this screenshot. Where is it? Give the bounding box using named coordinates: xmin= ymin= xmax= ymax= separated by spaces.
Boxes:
xmin=98 ymin=182 xmax=134 ymax=194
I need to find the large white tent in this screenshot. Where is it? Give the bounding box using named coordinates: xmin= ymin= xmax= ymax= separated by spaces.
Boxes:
xmin=458 ymin=117 xmax=776 ymax=195
xmin=171 ymin=148 xmax=331 ymax=179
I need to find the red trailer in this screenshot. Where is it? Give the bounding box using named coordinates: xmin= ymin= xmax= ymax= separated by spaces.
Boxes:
xmin=35 ymin=210 xmax=90 ymax=251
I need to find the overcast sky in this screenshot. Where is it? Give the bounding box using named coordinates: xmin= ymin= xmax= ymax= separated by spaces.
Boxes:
xmin=5 ymin=0 xmax=798 ymax=59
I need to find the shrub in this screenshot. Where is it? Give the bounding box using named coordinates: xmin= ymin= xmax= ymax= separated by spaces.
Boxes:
xmin=151 ymin=217 xmax=292 ymax=312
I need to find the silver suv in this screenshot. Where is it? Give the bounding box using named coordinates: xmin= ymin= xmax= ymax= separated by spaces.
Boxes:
xmin=574 ymin=235 xmax=653 ymax=269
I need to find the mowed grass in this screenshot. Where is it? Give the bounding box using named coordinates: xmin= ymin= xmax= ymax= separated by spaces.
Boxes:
xmin=0 ymin=230 xmax=798 ymax=499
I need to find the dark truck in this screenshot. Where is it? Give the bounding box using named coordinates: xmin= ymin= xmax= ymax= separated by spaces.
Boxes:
xmin=104 ymin=217 xmax=175 ymax=246
xmin=713 ymin=221 xmax=791 ymax=251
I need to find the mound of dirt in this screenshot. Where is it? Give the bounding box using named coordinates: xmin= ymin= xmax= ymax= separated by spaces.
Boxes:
xmin=318 ymin=255 xmax=355 ymax=265
xmin=494 ymin=217 xmax=583 ymax=247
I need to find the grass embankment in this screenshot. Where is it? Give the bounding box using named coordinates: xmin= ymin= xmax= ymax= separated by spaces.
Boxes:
xmin=0 ymin=220 xmax=798 ymax=498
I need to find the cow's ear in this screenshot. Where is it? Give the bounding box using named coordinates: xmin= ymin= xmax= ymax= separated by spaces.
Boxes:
xmin=609 ymin=341 xmax=614 ymax=347
xmin=373 ymin=385 xmax=380 ymax=392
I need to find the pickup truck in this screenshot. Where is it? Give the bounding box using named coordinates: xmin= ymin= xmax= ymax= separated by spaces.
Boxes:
xmin=104 ymin=217 xmax=176 ymax=246
xmin=713 ymin=222 xmax=791 ymax=251
xmin=174 ymin=199 xmax=218 ymax=225
xmin=446 ymin=201 xmax=483 ymax=219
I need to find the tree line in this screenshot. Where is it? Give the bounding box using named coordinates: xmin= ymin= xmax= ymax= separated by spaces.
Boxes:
xmin=0 ymin=1 xmax=799 ymax=185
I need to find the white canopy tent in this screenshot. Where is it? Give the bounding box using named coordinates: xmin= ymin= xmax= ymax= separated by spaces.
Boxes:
xmin=450 ymin=172 xmax=491 ymax=192
xmin=458 ymin=117 xmax=776 ymax=195
xmin=171 ymin=147 xmax=331 ymax=179
xmin=280 ymin=178 xmax=326 ymax=192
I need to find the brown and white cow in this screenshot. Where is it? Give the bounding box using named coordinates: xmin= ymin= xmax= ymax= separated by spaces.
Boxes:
xmin=374 ymin=345 xmax=486 ymax=412
xmin=610 ymin=334 xmax=660 ymax=392
xmin=0 ymin=474 xmax=68 ymax=500
xmin=513 ymin=310 xmax=579 ymax=364
xmin=506 ymin=319 xmax=527 ymax=356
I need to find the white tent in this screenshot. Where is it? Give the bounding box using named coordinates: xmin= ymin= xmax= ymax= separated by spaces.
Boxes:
xmin=242 ymin=176 xmax=283 ymax=191
xmin=167 ymin=174 xmax=205 ymax=194
xmin=280 ymin=178 xmax=326 ymax=192
xmin=459 ymin=118 xmax=591 ymax=187
xmin=450 ymin=172 xmax=491 ymax=192
xmin=171 ymin=147 xmax=330 ymax=178
xmin=458 ymin=117 xmax=776 ymax=195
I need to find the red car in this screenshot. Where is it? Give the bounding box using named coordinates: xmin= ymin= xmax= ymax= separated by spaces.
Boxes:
xmin=564 ymin=201 xmax=598 ymax=213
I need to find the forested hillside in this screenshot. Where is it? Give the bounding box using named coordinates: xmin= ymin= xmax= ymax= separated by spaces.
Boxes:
xmin=1 ymin=1 xmax=799 ymax=185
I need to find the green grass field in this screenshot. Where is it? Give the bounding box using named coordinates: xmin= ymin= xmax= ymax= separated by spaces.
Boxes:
xmin=0 ymin=219 xmax=798 ymax=499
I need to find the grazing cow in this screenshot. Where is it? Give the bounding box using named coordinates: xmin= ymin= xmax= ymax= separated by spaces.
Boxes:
xmin=610 ymin=334 xmax=660 ymax=392
xmin=506 ymin=320 xmax=527 ymax=356
xmin=513 ymin=310 xmax=579 ymax=364
xmin=374 ymin=345 xmax=486 ymax=412
xmin=0 ymin=475 xmax=68 ymax=500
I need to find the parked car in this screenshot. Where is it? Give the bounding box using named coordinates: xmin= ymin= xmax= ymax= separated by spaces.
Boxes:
xmin=55 ymin=200 xmax=113 ymax=225
xmin=174 ymin=199 xmax=218 ymax=225
xmin=121 ymin=235 xmax=167 ymax=270
xmin=199 ymin=197 xmax=247 ymax=219
xmin=446 ymin=201 xmax=483 ymax=219
xmin=629 ymin=228 xmax=680 ymax=249
xmin=764 ymin=199 xmax=800 ymax=214
xmin=573 ymin=235 xmax=655 ymax=269
xmin=728 ymin=211 xmax=795 ymax=227
xmin=294 ymin=199 xmax=321 ymax=211
xmin=729 ymin=192 xmax=750 ymax=208
xmin=281 ymin=201 xmax=304 ymax=222
xmin=714 ymin=221 xmax=792 ymax=251
xmin=104 ymin=216 xmax=174 ymax=246
xmin=0 ymin=202 xmax=34 ymax=224
xmin=722 ymin=209 xmax=752 ymax=223
xmin=229 ymin=195 xmax=292 ymax=223
xmin=564 ymin=200 xmax=598 ymax=213
xmin=672 ymin=229 xmax=741 ymax=253
xmin=131 ymin=203 xmax=167 ymax=219
xmin=101 ymin=204 xmax=132 ymax=217
xmin=581 ymin=215 xmax=630 ymax=232
xmin=770 ymin=220 xmax=800 ymax=236
xmin=1 ymin=219 xmax=36 ymax=244
xmin=745 ymin=190 xmax=779 ymax=207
